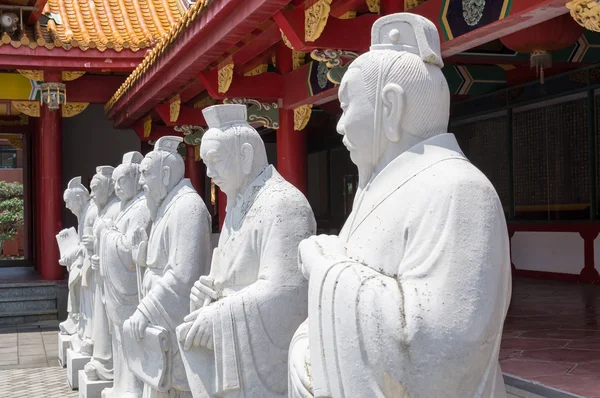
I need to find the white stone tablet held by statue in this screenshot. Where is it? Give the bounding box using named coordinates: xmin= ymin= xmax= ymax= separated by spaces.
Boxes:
xmin=288 ymin=13 xmax=512 ymax=398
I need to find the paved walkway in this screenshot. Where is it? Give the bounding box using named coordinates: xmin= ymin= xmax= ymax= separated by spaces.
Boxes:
xmin=0 ymin=321 xmax=77 ymax=397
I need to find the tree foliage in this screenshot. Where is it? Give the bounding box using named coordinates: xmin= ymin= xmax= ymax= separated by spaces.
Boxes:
xmin=0 ymin=181 xmax=24 ymax=242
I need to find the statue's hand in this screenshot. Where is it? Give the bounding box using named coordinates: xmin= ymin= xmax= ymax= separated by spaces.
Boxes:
xmin=179 ymin=306 xmax=215 ymax=351
xmin=128 ymin=309 xmax=149 ymax=342
xmin=190 ymin=276 xmax=217 ymax=312
xmin=298 ymin=235 xmax=347 ymax=279
xmin=130 ymin=227 xmax=148 ymax=268
xmin=82 ymin=235 xmax=95 ymax=251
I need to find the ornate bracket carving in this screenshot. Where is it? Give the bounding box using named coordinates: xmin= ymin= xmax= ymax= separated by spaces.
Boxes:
xmin=0 ymin=135 xmax=23 ymax=150
xmin=143 ymin=115 xmax=152 ymax=138
xmin=62 ymin=102 xmax=89 ymax=118
xmin=175 ymin=125 xmax=205 ymax=159
xmin=366 ymin=0 xmax=380 ymax=13
xmin=567 ymin=0 xmax=600 ymax=32
xmin=305 ymin=0 xmax=333 ymax=42
xmin=244 ymin=64 xmax=269 ymax=77
xmin=170 ymin=95 xmax=181 ymax=122
xmin=310 ymin=49 xmax=359 ymax=84
xmin=12 ymin=101 xmax=40 ymax=117
xmin=294 ymin=104 xmax=312 ymax=131
xmin=218 ymin=64 xmax=234 ymax=94
xmin=17 ymin=70 xmax=43 ymax=81
xmin=293 ymin=51 xmax=306 ymax=70
xmin=281 ymin=29 xmax=294 ymax=50
xmin=61 ymin=71 xmax=86 ymax=82
xmin=194 ymin=96 xmax=216 ymax=109
xmin=223 ymin=98 xmax=280 ymax=129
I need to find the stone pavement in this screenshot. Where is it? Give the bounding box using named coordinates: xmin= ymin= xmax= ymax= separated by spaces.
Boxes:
xmin=0 ymin=320 xmax=77 ymax=397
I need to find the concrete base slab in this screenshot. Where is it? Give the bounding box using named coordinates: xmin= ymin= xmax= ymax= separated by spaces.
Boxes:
xmin=58 ymin=333 xmax=73 ymax=368
xmin=78 ymin=370 xmax=113 ymax=398
xmin=66 ymin=349 xmax=91 ymax=390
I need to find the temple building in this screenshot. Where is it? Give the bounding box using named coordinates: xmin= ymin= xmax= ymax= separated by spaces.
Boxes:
xmin=1 ymin=0 xmax=600 ymax=395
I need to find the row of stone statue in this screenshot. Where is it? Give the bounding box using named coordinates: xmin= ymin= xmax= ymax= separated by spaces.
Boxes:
xmin=57 ymin=13 xmax=512 ymax=398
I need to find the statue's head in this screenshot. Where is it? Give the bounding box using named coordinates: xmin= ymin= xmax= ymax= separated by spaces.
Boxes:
xmin=337 ymin=13 xmax=449 ymax=181
xmin=113 ymin=151 xmax=144 ymax=202
xmin=139 ymin=136 xmax=185 ymax=206
xmin=200 ymin=104 xmax=268 ymax=198
xmin=90 ymin=166 xmax=115 ymax=209
xmin=63 ymin=176 xmax=90 ymax=218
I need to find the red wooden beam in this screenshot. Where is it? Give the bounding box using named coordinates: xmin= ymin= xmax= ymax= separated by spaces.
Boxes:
xmin=180 ymin=80 xmax=206 ymax=104
xmin=155 ymin=104 xmax=208 ymax=126
xmin=0 ymin=46 xmax=144 ymax=72
xmin=281 ymin=62 xmax=339 ymax=109
xmin=0 ymin=125 xmax=28 ymax=135
xmin=109 ymin=0 xmax=291 ymax=127
xmin=66 ymin=75 xmax=126 ymax=103
xmin=273 ymin=8 xmax=376 ymax=52
xmin=133 ymin=121 xmax=180 ymax=141
xmin=330 ymin=0 xmax=369 ymax=17
xmin=231 ymin=23 xmax=280 ymax=68
xmin=198 ymin=69 xmax=283 ymax=100
xmin=28 ymin=0 xmax=49 ymax=24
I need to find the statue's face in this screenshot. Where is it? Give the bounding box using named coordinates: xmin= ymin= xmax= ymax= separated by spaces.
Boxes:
xmin=113 ymin=166 xmax=137 ymax=202
xmin=90 ymin=175 xmax=109 ymax=207
xmin=337 ymin=68 xmax=376 ymax=169
xmin=139 ymin=155 xmax=166 ymax=204
xmin=200 ymin=137 xmax=239 ymax=196
xmin=64 ymin=191 xmax=83 ymax=216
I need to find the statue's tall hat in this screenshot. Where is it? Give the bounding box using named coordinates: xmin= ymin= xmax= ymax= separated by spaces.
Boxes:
xmin=154 ymin=136 xmax=183 ymax=154
xmin=67 ymin=176 xmax=89 ymax=194
xmin=122 ymin=151 xmax=144 ymax=164
xmin=95 ymin=165 xmax=114 ymax=177
xmin=202 ymin=104 xmax=247 ymax=130
xmin=370 ymin=13 xmax=443 ymax=68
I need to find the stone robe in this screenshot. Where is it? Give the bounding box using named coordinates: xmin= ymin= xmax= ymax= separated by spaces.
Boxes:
xmin=179 ymin=166 xmax=316 ymax=398
xmin=100 ymin=192 xmax=151 ymax=396
xmin=139 ymin=179 xmax=211 ymax=396
xmin=88 ymin=196 xmax=121 ymax=378
xmin=289 ymin=133 xmax=512 ymax=398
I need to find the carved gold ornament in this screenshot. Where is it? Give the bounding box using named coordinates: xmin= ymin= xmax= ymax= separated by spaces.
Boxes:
xmin=281 ymin=30 xmax=294 ymax=50
xmin=271 ymin=55 xmax=277 ymax=68
xmin=0 ymin=135 xmax=23 ymax=150
xmin=311 ymin=49 xmax=359 ymax=68
xmin=193 ymin=96 xmax=216 ymax=109
xmin=218 ymin=64 xmax=234 ymax=94
xmin=17 ymin=70 xmax=44 ymax=81
xmin=61 ymin=71 xmax=86 ymax=81
xmin=567 ymin=0 xmax=600 ymax=32
xmin=305 ymin=0 xmax=333 ymax=42
xmin=12 ymin=101 xmax=40 ymax=117
xmin=62 ymin=102 xmax=89 ymax=118
xmin=244 ymin=64 xmax=268 ymax=77
xmin=293 ymin=51 xmax=306 ymax=70
xmin=366 ymin=0 xmax=380 ymax=14
xmin=339 ymin=11 xmax=357 ymax=19
xmin=294 ymin=104 xmax=312 ymax=131
xmin=405 ymin=0 xmax=427 ymax=10
xmin=170 ymin=95 xmax=181 ymax=122
xmin=143 ymin=115 xmax=152 ymax=138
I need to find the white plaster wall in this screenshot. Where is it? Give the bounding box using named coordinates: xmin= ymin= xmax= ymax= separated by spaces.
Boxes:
xmin=511 ymin=231 xmax=584 ymax=274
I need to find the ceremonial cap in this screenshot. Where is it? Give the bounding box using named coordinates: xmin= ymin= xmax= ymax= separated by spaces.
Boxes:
xmin=122 ymin=151 xmax=143 ymax=164
xmin=95 ymin=165 xmax=114 ymax=177
xmin=67 ymin=176 xmax=83 ymax=189
xmin=370 ymin=13 xmax=443 ymax=68
xmin=155 ymin=135 xmax=183 ymax=154
xmin=202 ymin=104 xmax=247 ymax=130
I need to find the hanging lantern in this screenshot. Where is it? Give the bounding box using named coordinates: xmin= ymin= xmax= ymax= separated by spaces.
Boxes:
xmin=500 ymin=9 xmax=583 ymax=84
xmin=40 ymin=82 xmax=66 ymax=111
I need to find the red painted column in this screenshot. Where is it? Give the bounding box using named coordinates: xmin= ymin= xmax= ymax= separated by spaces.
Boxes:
xmin=277 ymin=44 xmax=308 ymax=195
xmin=381 ymin=0 xmax=404 ymax=15
xmin=38 ymin=71 xmax=63 ymax=280
xmin=185 ymin=144 xmax=205 ymax=197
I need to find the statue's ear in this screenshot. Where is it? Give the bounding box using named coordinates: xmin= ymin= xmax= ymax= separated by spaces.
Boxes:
xmin=240 ymin=143 xmax=254 ymax=175
xmin=381 ymin=83 xmax=405 ymax=142
xmin=162 ymin=166 xmax=171 ymax=186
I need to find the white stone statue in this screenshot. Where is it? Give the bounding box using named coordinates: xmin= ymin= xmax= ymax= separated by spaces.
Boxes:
xmin=288 ymin=13 xmax=512 ymax=398
xmin=84 ymin=166 xmax=121 ymax=381
xmin=176 ymin=104 xmax=316 ymax=398
xmin=58 ymin=176 xmax=93 ymax=335
xmin=124 ymin=136 xmax=212 ymax=398
xmin=91 ymin=152 xmax=151 ymax=398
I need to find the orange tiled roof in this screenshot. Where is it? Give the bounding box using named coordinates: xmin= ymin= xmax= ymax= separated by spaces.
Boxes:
xmin=0 ymin=0 xmax=186 ymax=52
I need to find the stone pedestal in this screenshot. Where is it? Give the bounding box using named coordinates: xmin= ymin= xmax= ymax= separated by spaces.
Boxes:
xmin=58 ymin=333 xmax=73 ymax=367
xmin=78 ymin=370 xmax=113 ymax=398
xmin=67 ymin=349 xmax=91 ymax=389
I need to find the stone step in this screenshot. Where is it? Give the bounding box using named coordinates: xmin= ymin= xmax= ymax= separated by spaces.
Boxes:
xmin=0 ymin=297 xmax=57 ymax=314
xmin=0 ymin=281 xmax=59 ymax=325
xmin=0 ymin=284 xmax=56 ymax=300
xmin=0 ymin=309 xmax=58 ymax=325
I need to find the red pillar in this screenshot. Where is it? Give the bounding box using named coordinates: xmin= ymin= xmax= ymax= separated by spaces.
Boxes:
xmin=38 ymin=71 xmax=63 ymax=280
xmin=381 ymin=0 xmax=403 ymax=14
xmin=185 ymin=144 xmax=205 ymax=198
xmin=276 ymin=44 xmax=308 ymax=194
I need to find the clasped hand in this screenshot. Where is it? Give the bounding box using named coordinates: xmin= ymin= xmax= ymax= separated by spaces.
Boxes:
xmin=177 ymin=305 xmax=216 ymax=352
xmin=298 ymin=234 xmax=347 ymax=279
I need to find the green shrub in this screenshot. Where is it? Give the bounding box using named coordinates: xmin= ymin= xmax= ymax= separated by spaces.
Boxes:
xmin=0 ymin=181 xmax=24 ymax=243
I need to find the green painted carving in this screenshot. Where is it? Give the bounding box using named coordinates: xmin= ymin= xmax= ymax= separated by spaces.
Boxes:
xmin=223 ymin=98 xmax=280 ymax=129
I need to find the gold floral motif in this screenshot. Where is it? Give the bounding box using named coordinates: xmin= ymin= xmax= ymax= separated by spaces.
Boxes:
xmin=193 ymin=96 xmax=216 ymax=108
xmin=305 ymin=0 xmax=333 ymax=42
xmin=567 ymin=0 xmax=600 ymax=32
xmin=244 ymin=64 xmax=268 ymax=77
xmin=367 ymin=0 xmax=380 ymax=13
xmin=170 ymin=95 xmax=181 ymax=122
xmin=12 ymin=101 xmax=40 ymax=117
xmin=17 ymin=70 xmax=43 ymax=81
xmin=339 ymin=11 xmax=356 ymax=19
xmin=61 ymin=71 xmax=86 ymax=82
xmin=218 ymin=64 xmax=234 ymax=94
xmin=293 ymin=51 xmax=306 ymax=70
xmin=294 ymin=104 xmax=312 ymax=131
xmin=280 ymin=30 xmax=294 ymax=50
xmin=405 ymin=0 xmax=428 ymax=10
xmin=143 ymin=115 xmax=152 ymax=138
xmin=62 ymin=102 xmax=89 ymax=118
